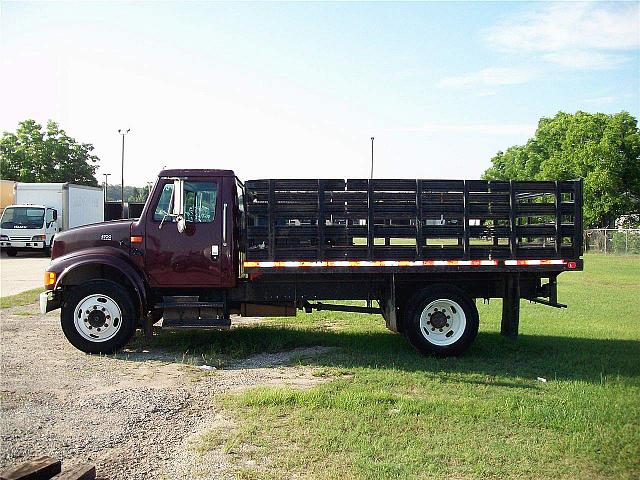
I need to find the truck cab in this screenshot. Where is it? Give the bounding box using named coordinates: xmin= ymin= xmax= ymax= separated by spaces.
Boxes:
xmin=0 ymin=204 xmax=58 ymax=256
xmin=41 ymin=170 xmax=242 ymax=353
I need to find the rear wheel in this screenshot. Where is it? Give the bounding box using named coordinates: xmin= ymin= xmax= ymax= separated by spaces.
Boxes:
xmin=61 ymin=280 xmax=137 ymax=354
xmin=403 ymin=284 xmax=478 ymax=356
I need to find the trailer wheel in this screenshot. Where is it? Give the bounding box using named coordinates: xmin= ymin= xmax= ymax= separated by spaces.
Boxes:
xmin=61 ymin=280 xmax=137 ymax=354
xmin=403 ymin=285 xmax=478 ymax=356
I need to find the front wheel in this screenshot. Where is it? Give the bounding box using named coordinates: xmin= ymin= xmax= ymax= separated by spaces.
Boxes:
xmin=61 ymin=280 xmax=137 ymax=354
xmin=5 ymin=248 xmax=17 ymax=257
xmin=403 ymin=285 xmax=479 ymax=356
xmin=43 ymin=237 xmax=53 ymax=257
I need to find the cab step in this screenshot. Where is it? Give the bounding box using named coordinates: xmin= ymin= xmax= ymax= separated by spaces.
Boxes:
xmin=157 ymin=296 xmax=230 ymax=329
xmin=162 ymin=317 xmax=231 ymax=329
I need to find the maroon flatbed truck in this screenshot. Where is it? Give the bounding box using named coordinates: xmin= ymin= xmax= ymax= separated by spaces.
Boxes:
xmin=40 ymin=169 xmax=583 ymax=356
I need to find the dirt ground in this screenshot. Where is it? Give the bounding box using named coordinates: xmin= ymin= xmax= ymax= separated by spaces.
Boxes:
xmin=0 ymin=305 xmax=331 ymax=479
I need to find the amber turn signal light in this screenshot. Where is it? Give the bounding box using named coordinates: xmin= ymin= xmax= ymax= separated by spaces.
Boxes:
xmin=44 ymin=271 xmax=56 ymax=287
xmin=130 ymin=236 xmax=144 ymax=244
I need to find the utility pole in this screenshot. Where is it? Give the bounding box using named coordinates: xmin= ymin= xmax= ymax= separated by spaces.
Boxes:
xmin=118 ymin=129 xmax=130 ymax=218
xmin=103 ymin=173 xmax=111 ymax=203
xmin=370 ymin=137 xmax=375 ymax=179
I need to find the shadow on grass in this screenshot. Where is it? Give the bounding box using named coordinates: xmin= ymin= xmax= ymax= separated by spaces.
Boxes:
xmin=137 ymin=324 xmax=640 ymax=384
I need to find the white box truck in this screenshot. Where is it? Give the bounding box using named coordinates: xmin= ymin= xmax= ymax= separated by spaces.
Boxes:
xmin=0 ymin=183 xmax=104 ymax=257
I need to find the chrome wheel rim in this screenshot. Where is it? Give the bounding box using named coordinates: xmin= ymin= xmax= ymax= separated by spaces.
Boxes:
xmin=419 ymin=298 xmax=466 ymax=346
xmin=74 ymin=294 xmax=122 ymax=342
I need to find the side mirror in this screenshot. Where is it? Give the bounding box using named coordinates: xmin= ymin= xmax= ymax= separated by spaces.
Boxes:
xmin=172 ymin=179 xmax=184 ymax=216
xmin=176 ymin=216 xmax=186 ymax=234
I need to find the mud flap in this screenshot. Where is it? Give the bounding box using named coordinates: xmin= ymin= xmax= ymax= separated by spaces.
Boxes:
xmin=382 ymin=274 xmax=398 ymax=333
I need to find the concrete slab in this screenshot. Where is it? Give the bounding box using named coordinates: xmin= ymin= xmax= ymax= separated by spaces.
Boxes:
xmin=0 ymin=251 xmax=51 ymax=296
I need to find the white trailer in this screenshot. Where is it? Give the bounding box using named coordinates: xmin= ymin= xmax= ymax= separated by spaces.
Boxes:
xmin=0 ymin=183 xmax=104 ymax=256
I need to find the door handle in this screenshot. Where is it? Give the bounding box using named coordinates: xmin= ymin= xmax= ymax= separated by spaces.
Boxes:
xmin=222 ymin=202 xmax=228 ymax=246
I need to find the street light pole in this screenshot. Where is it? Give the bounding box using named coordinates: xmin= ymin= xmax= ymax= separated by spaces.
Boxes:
xmin=102 ymin=173 xmax=111 ymax=203
xmin=118 ymin=129 xmax=130 ymax=218
xmin=370 ymin=137 xmax=375 ymax=179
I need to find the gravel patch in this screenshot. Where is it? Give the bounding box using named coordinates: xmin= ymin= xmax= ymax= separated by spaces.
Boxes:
xmin=0 ymin=306 xmax=331 ymax=479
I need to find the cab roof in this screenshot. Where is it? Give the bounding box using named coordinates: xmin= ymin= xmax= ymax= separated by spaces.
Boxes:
xmin=158 ymin=169 xmax=236 ymax=178
xmin=4 ymin=204 xmax=47 ymax=209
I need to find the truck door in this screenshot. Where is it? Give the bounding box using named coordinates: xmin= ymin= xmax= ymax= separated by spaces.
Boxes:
xmin=45 ymin=208 xmax=58 ymax=241
xmin=144 ymin=178 xmax=224 ymax=288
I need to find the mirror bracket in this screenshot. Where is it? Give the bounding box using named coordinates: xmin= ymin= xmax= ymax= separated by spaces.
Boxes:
xmin=172 ymin=179 xmax=184 ymax=217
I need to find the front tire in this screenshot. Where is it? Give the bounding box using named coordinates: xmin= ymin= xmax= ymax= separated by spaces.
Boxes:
xmin=43 ymin=238 xmax=53 ymax=257
xmin=61 ymin=280 xmax=137 ymax=354
xmin=5 ymin=248 xmax=17 ymax=257
xmin=403 ymin=284 xmax=479 ymax=356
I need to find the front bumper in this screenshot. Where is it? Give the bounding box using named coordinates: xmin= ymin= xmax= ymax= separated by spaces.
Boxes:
xmin=39 ymin=290 xmax=61 ymax=315
xmin=1 ymin=241 xmax=44 ymax=250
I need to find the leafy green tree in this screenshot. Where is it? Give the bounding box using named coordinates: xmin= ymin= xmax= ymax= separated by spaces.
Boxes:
xmin=483 ymin=111 xmax=640 ymax=228
xmin=0 ymin=119 xmax=99 ymax=186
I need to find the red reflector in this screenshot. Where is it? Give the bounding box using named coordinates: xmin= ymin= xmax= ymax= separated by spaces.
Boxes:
xmin=567 ymin=261 xmax=577 ymax=269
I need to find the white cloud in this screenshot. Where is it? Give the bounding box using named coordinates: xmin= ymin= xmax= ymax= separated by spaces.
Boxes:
xmin=437 ymin=67 xmax=537 ymax=89
xmin=484 ymin=2 xmax=639 ymax=69
xmin=394 ymin=122 xmax=537 ymax=136
xmin=584 ymin=95 xmax=617 ymax=105
xmin=542 ymin=50 xmax=630 ymax=69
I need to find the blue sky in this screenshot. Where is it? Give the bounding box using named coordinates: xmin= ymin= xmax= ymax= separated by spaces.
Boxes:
xmin=1 ymin=1 xmax=638 ymax=185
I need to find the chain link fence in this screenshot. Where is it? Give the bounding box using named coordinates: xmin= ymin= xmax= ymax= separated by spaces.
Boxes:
xmin=584 ymin=229 xmax=640 ymax=255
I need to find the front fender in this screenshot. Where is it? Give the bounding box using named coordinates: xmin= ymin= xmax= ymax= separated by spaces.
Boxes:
xmin=48 ymin=247 xmax=148 ymax=314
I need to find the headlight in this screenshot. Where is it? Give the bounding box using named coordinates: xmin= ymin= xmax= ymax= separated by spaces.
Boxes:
xmin=0 ymin=235 xmax=8 ymax=241
xmin=32 ymin=235 xmax=46 ymax=241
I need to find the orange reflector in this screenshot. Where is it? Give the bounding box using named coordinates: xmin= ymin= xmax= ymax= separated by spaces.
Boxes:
xmin=130 ymin=236 xmax=144 ymax=244
xmin=567 ymin=261 xmax=577 ymax=269
xmin=44 ymin=271 xmax=56 ymax=286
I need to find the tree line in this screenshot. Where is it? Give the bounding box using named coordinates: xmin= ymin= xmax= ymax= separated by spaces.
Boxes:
xmin=105 ymin=184 xmax=151 ymax=203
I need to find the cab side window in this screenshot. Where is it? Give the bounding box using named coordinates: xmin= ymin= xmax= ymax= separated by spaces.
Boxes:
xmin=153 ymin=183 xmax=174 ymax=221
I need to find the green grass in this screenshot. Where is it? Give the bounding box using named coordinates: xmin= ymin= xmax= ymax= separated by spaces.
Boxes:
xmin=0 ymin=287 xmax=42 ymax=309
xmin=140 ymin=255 xmax=640 ymax=478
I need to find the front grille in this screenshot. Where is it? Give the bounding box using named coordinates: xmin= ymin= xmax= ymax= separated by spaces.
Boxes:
xmin=9 ymin=236 xmax=31 ymax=241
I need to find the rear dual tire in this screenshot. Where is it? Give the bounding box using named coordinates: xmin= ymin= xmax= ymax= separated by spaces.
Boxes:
xmin=61 ymin=280 xmax=137 ymax=354
xmin=403 ymin=285 xmax=479 ymax=357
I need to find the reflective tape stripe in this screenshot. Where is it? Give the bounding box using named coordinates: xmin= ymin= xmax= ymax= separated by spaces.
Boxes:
xmin=244 ymin=259 xmax=569 ymax=268
xmin=243 ymin=259 xmax=504 ymax=268
xmin=504 ymin=259 xmax=566 ymax=266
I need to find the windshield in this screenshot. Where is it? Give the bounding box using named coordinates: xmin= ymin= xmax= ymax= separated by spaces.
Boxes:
xmin=0 ymin=207 xmax=45 ymax=229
